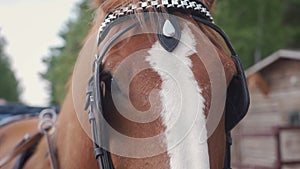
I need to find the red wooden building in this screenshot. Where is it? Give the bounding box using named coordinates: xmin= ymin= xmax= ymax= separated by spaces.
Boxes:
xmin=232 ymin=50 xmax=300 ymax=169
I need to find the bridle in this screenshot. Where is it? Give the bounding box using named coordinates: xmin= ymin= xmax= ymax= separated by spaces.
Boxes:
xmin=0 ymin=1 xmax=249 ymax=169
xmin=84 ymin=0 xmax=250 ymax=169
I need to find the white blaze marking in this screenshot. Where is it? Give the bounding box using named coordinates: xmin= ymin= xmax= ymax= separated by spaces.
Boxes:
xmin=146 ymin=24 xmax=210 ymax=169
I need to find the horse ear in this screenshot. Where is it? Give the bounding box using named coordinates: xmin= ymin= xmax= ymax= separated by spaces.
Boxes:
xmin=202 ymin=0 xmax=216 ymax=10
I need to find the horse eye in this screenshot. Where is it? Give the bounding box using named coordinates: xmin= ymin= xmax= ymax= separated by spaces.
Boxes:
xmin=100 ymin=71 xmax=112 ymax=93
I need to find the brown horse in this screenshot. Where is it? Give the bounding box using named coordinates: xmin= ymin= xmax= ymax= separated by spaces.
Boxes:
xmin=0 ymin=0 xmax=249 ymax=168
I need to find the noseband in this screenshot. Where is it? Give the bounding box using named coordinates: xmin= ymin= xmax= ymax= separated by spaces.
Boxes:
xmin=84 ymin=1 xmax=250 ymax=169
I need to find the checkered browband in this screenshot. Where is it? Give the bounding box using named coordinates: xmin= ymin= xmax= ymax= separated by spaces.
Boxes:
xmin=97 ymin=0 xmax=214 ymax=43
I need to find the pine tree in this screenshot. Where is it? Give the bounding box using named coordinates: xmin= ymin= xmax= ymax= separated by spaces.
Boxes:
xmin=214 ymin=0 xmax=300 ymax=68
xmin=42 ymin=0 xmax=94 ymax=105
xmin=0 ymin=35 xmax=20 ymax=102
xmin=43 ymin=0 xmax=300 ymax=104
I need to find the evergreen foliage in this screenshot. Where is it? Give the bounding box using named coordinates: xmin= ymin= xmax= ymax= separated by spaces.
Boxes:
xmin=43 ymin=0 xmax=300 ymax=104
xmin=42 ymin=0 xmax=94 ymax=105
xmin=0 ymin=36 xmax=20 ymax=102
xmin=214 ymin=0 xmax=300 ymax=68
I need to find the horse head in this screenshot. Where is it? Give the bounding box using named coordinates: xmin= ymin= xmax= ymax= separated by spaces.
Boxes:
xmin=72 ymin=0 xmax=250 ymax=168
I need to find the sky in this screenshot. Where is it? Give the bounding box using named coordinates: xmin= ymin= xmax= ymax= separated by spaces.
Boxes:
xmin=0 ymin=0 xmax=82 ymax=106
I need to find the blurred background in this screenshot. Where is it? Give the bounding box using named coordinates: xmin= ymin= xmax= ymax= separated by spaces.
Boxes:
xmin=0 ymin=0 xmax=84 ymax=106
xmin=0 ymin=0 xmax=299 ymax=106
xmin=0 ymin=0 xmax=300 ymax=168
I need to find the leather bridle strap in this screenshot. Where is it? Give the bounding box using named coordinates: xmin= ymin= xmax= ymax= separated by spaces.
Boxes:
xmin=42 ymin=128 xmax=59 ymax=169
xmin=89 ymin=3 xmax=239 ymax=169
xmin=0 ymin=130 xmax=58 ymax=169
xmin=96 ymin=18 xmax=142 ymax=65
xmin=191 ymin=15 xmax=237 ymax=56
xmin=0 ymin=131 xmax=43 ymax=168
xmin=0 ymin=109 xmax=58 ymax=169
xmin=192 ymin=15 xmax=239 ymax=169
xmin=223 ymin=132 xmax=232 ymax=169
xmin=85 ymin=15 xmax=150 ymax=169
xmin=38 ymin=109 xmax=59 ymax=169
xmin=88 ymin=108 xmax=112 ymax=169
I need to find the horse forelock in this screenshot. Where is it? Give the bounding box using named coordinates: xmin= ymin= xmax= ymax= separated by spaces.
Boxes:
xmin=89 ymin=0 xmax=234 ymax=76
xmin=92 ymin=0 xmax=217 ymax=10
xmin=89 ymin=0 xmax=219 ymax=41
